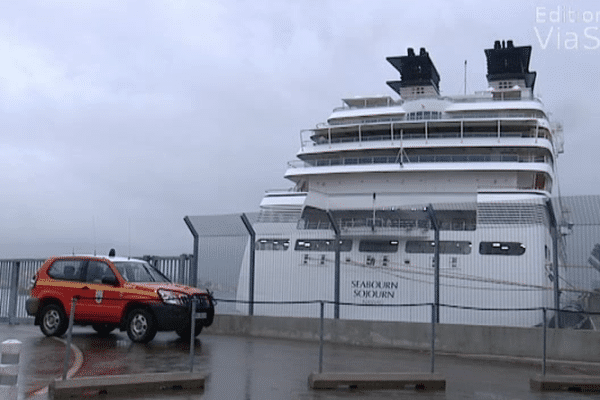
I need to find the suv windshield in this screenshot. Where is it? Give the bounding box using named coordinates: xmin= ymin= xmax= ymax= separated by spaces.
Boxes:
xmin=114 ymin=261 xmax=171 ymax=283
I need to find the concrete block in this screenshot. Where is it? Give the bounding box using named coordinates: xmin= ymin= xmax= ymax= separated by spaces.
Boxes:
xmin=308 ymin=372 xmax=446 ymax=391
xmin=530 ymin=374 xmax=600 ymax=392
xmin=0 ymin=339 xmax=21 ymax=400
xmin=49 ymin=372 xmax=206 ymax=399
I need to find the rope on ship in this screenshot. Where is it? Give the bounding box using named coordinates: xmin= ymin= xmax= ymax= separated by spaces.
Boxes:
xmin=298 ymin=255 xmax=592 ymax=294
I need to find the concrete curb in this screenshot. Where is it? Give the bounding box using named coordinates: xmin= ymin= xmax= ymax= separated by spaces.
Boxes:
xmin=308 ymin=372 xmax=446 ymax=391
xmin=530 ymin=374 xmax=600 ymax=392
xmin=49 ymin=372 xmax=206 ymax=399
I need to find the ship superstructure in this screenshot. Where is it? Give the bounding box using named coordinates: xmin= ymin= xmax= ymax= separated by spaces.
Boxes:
xmin=237 ymin=41 xmax=564 ymax=326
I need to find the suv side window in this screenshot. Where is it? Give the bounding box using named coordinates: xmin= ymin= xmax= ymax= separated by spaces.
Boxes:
xmin=85 ymin=261 xmax=117 ymax=284
xmin=48 ymin=260 xmax=85 ymax=281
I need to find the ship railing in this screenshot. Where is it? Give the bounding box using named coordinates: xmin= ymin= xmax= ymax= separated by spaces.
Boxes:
xmin=264 ymin=187 xmax=302 ymax=194
xmin=287 ymin=154 xmax=552 ymax=169
xmin=325 ymin=111 xmax=543 ymax=127
xmin=297 ymin=217 xmax=434 ymax=232
xmin=297 ymin=220 xmax=333 ymax=230
xmin=303 ymin=130 xmax=551 ymax=148
xmin=448 ymin=111 xmax=543 ymax=119
xmin=330 ymin=95 xmax=543 ymax=112
xmin=358 ymin=218 xmax=431 ymax=231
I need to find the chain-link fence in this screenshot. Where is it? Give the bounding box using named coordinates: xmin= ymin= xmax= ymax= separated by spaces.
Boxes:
xmin=4 ymin=195 xmax=600 ymax=330
xmin=188 ymin=196 xmax=600 ymax=329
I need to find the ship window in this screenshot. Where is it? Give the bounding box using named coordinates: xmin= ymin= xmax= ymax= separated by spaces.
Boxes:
xmin=295 ymin=239 xmax=352 ymax=252
xmin=479 ymin=242 xmax=526 ymax=256
xmin=405 ymin=241 xmax=472 ymax=254
xmin=435 ymin=210 xmax=476 ymax=231
xmin=256 ymin=239 xmax=290 ymax=251
xmin=359 ymin=240 xmax=399 ymax=253
xmin=406 ymin=111 xmax=441 ymax=121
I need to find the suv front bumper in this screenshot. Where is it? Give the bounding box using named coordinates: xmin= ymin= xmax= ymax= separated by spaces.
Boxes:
xmin=149 ymin=302 xmax=214 ymax=331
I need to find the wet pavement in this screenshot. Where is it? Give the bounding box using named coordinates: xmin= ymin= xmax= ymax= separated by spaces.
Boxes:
xmin=2 ymin=322 xmax=600 ymax=399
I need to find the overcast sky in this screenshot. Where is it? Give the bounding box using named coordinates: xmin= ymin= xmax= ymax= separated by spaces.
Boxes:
xmin=1 ymin=0 xmax=599 ymax=258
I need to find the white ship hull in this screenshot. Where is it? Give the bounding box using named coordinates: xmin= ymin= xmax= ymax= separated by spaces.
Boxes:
xmin=237 ymin=195 xmax=556 ymax=327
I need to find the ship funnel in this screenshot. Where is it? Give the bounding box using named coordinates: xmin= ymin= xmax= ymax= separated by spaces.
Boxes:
xmin=386 ymin=46 xmax=440 ymax=99
xmin=484 ymin=39 xmax=537 ymax=93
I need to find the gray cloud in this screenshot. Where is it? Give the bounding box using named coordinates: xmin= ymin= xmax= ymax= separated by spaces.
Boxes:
xmin=0 ymin=0 xmax=598 ymax=257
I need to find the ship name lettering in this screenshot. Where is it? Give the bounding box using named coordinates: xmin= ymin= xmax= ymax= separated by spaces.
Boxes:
xmin=351 ymin=280 xmax=398 ymax=289
xmin=353 ymin=290 xmax=395 ymax=299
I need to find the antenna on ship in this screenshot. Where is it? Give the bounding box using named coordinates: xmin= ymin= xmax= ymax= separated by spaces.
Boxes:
xmin=93 ymin=215 xmax=97 ymax=256
xmin=128 ymin=217 xmax=131 ymax=260
xmin=372 ymin=193 xmax=376 ymax=232
xmin=464 ymin=60 xmax=467 ymax=95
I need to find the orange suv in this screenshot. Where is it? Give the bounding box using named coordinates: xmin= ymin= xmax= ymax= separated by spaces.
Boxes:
xmin=25 ymin=253 xmax=214 ymax=343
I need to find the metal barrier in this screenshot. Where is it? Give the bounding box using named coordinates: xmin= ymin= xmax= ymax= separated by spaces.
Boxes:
xmin=0 ymin=259 xmax=44 ymax=324
xmin=17 ymin=295 xmax=600 ymax=391
xmin=213 ymin=298 xmax=600 ymax=376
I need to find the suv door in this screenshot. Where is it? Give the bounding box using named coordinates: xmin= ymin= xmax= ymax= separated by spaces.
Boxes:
xmin=45 ymin=259 xmax=87 ymax=319
xmin=76 ymin=260 xmax=122 ymax=323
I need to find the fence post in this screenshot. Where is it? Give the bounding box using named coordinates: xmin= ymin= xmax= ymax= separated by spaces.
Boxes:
xmin=8 ymin=261 xmax=20 ymax=325
xmin=0 ymin=339 xmax=21 ymax=400
xmin=179 ymin=254 xmax=187 ymax=284
xmin=430 ymin=303 xmax=436 ymax=374
xmin=325 ymin=211 xmax=341 ymax=319
xmin=183 ymin=216 xmax=199 ymax=288
xmin=318 ymin=301 xmax=324 ymax=374
xmin=240 ymin=214 xmax=256 ymax=316
xmin=546 ymin=200 xmax=561 ymax=328
xmin=62 ymin=297 xmax=77 ymax=380
xmin=542 ymin=308 xmax=547 ymax=376
xmin=426 ymin=205 xmax=440 ymax=323
xmin=189 ymin=297 xmax=197 ymax=373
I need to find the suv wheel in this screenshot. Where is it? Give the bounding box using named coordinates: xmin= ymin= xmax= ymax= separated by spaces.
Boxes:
xmin=92 ymin=324 xmax=117 ymax=336
xmin=40 ymin=304 xmax=68 ymax=337
xmin=126 ymin=309 xmax=157 ymax=343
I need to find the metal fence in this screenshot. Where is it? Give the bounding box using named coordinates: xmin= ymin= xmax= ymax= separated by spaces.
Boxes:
xmin=189 ymin=196 xmax=600 ymax=330
xmin=4 ymin=195 xmax=600 ymax=331
xmin=0 ymin=259 xmax=45 ymax=324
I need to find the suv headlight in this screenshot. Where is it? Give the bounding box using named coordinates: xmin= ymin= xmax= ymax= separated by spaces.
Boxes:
xmin=158 ymin=289 xmax=188 ymax=306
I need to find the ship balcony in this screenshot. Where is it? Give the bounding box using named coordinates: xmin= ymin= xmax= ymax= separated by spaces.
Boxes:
xmin=302 ymin=131 xmax=553 ymax=150
xmin=297 ymin=216 xmax=434 ymax=236
xmin=285 ymin=155 xmax=554 ymax=194
xmin=297 ymin=215 xmax=480 ymax=235
xmin=287 ymin=153 xmax=553 ymax=170
xmin=301 ymin=118 xmax=554 ymax=154
xmin=330 ymin=95 xmax=544 ymax=114
xmin=340 ymin=217 xmax=433 ymax=236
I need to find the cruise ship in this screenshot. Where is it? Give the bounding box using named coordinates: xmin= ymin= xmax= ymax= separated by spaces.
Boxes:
xmin=236 ymin=40 xmax=564 ymax=326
